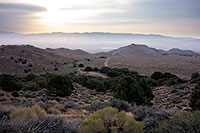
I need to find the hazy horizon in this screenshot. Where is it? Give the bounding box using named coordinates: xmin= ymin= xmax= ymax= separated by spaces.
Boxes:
xmin=0 ymin=31 xmax=200 ymax=53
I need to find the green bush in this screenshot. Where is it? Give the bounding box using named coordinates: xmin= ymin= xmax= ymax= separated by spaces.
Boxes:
xmin=191 ymin=72 xmax=200 ymax=80
xmin=79 ymin=107 xmax=143 ymax=133
xmin=93 ymin=67 xmax=99 ymax=72
xmin=84 ymin=67 xmax=92 ymax=72
xmin=150 ymin=111 xmax=200 ymax=133
xmin=86 ymin=78 xmax=105 ymax=92
xmin=107 ymin=70 xmax=120 ymax=77
xmin=0 ymin=74 xmax=22 ymax=92
xmin=23 ymin=82 xmax=40 ymax=91
xmin=35 ymin=77 xmax=48 ymax=88
xmin=48 ymin=75 xmax=74 ymax=97
xmin=151 ymin=72 xmax=162 ymax=80
xmin=10 ymin=105 xmax=47 ymax=120
xmin=115 ymin=76 xmax=145 ymax=105
xmin=151 ymin=72 xmax=185 ymax=86
xmin=11 ymin=91 xmax=20 ymax=97
xmin=139 ymin=78 xmax=154 ymax=100
xmin=103 ymin=78 xmax=119 ymax=91
xmin=99 ymin=67 xmax=111 ymax=74
xmin=79 ymin=113 xmax=105 ymax=133
xmin=24 ymin=74 xmax=37 ymax=82
xmin=78 ymin=64 xmax=84 ymax=67
xmin=190 ymin=82 xmax=200 ymax=110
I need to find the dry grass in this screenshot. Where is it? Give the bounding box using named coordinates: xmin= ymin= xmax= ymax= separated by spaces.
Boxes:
xmin=47 ymin=107 xmax=61 ymax=114
xmin=108 ymin=56 xmax=200 ymax=79
xmin=9 ymin=104 xmax=47 ymax=120
xmin=0 ymin=104 xmax=16 ymax=117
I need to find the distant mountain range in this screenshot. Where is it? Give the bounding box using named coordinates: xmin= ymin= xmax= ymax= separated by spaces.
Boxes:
xmin=0 ymin=31 xmax=200 ymax=53
xmin=109 ymin=44 xmax=200 ymax=57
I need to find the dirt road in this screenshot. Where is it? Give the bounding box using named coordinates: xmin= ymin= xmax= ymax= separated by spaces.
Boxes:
xmin=104 ymin=57 xmax=110 ymax=67
xmin=78 ymin=69 xmax=108 ymax=78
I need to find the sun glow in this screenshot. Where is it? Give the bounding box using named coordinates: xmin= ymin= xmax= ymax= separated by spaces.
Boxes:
xmin=40 ymin=9 xmax=96 ymax=26
xmin=26 ymin=0 xmax=102 ymax=26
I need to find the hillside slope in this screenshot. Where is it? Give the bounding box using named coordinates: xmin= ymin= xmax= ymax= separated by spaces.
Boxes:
xmin=108 ymin=44 xmax=161 ymax=56
xmin=108 ymin=43 xmax=200 ymax=57
xmin=0 ymin=45 xmax=73 ymax=74
xmin=46 ymin=48 xmax=93 ymax=59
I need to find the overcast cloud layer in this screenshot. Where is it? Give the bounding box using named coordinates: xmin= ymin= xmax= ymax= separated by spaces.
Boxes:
xmin=0 ymin=0 xmax=199 ymax=37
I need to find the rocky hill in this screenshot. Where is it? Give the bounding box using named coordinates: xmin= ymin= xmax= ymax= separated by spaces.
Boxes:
xmin=108 ymin=44 xmax=160 ymax=56
xmin=108 ymin=43 xmax=200 ymax=57
xmin=0 ymin=45 xmax=73 ymax=74
xmin=46 ymin=48 xmax=93 ymax=59
xmin=165 ymin=48 xmax=200 ymax=56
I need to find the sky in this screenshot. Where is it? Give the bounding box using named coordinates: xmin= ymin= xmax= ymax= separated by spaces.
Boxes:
xmin=0 ymin=0 xmax=200 ymax=38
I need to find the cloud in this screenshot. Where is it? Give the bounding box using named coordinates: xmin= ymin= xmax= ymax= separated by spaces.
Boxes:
xmin=0 ymin=2 xmax=46 ymax=32
xmin=80 ymin=0 xmax=200 ymax=27
xmin=0 ymin=2 xmax=47 ymax=12
xmin=0 ymin=0 xmax=199 ymax=37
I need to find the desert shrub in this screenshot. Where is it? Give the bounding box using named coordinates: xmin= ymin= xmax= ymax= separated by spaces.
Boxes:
xmin=21 ymin=59 xmax=27 ymax=64
xmin=93 ymin=67 xmax=99 ymax=71
xmin=78 ymin=64 xmax=84 ymax=67
xmin=38 ymin=102 xmax=51 ymax=111
xmin=133 ymin=106 xmax=170 ymax=132
xmin=83 ymin=102 xmax=110 ymax=111
xmin=9 ymin=105 xmax=47 ymax=120
xmin=100 ymin=56 xmax=106 ymax=58
xmin=0 ymin=74 xmax=22 ymax=92
xmin=110 ymin=99 xmax=132 ymax=112
xmin=164 ymin=78 xmax=178 ymax=86
xmin=48 ymin=75 xmax=74 ymax=97
xmin=151 ymin=72 xmax=185 ymax=86
xmin=191 ymin=72 xmax=200 ymax=80
xmin=172 ymin=97 xmax=182 ymax=104
xmin=99 ymin=66 xmax=111 ymax=74
xmin=150 ymin=111 xmax=200 ymax=133
xmin=79 ymin=107 xmax=143 ymax=133
xmin=151 ymin=72 xmax=162 ymax=80
xmin=119 ymin=68 xmax=130 ymax=74
xmin=11 ymin=91 xmax=19 ymax=97
xmin=23 ymin=82 xmax=40 ymax=91
xmin=47 ymin=107 xmax=61 ymax=114
xmin=34 ymin=77 xmax=48 ymax=88
xmin=107 ymin=70 xmax=121 ymax=77
xmin=103 ymin=78 xmax=119 ymax=91
xmin=23 ymin=74 xmax=37 ymax=81
xmin=86 ymin=78 xmax=105 ymax=92
xmin=73 ymin=75 xmax=89 ymax=86
xmin=0 ymin=116 xmax=81 ymax=133
xmin=28 ymin=64 xmax=33 ymax=67
xmin=190 ymin=82 xmax=200 ymax=110
xmin=63 ymin=101 xmax=80 ymax=109
xmin=24 ymin=69 xmax=28 ymax=73
xmin=0 ymin=105 xmax=16 ymax=118
xmin=139 ymin=78 xmax=154 ymax=101
xmin=115 ymin=76 xmax=145 ymax=105
xmin=54 ymin=67 xmax=58 ymax=71
xmin=80 ymin=113 xmax=105 ymax=133
xmin=84 ymin=66 xmax=92 ymax=72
